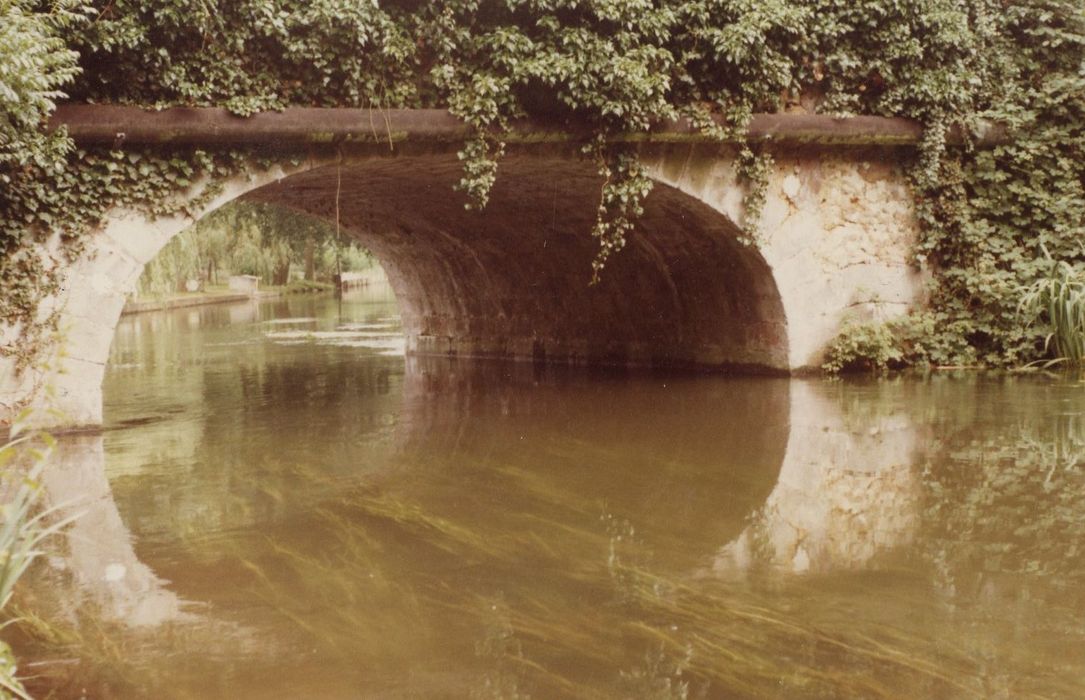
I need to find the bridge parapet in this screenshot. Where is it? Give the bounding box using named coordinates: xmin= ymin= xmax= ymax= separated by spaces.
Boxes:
xmin=50 ymin=105 xmax=1006 ymax=148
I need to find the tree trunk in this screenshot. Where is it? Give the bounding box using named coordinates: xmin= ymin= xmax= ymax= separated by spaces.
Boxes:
xmin=304 ymin=239 xmax=315 ymax=281
xmin=275 ymin=263 xmax=290 ymax=286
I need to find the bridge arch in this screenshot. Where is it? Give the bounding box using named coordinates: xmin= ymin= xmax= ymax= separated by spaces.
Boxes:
xmin=11 ymin=140 xmax=922 ymax=428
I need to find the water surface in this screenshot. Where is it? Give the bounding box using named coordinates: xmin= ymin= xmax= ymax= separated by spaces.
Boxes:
xmin=21 ymin=287 xmax=1085 ymax=698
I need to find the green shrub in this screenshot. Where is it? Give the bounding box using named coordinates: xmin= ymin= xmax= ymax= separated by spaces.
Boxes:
xmin=822 ymin=321 xmax=905 ymax=374
xmin=284 ymin=279 xmax=334 ymax=294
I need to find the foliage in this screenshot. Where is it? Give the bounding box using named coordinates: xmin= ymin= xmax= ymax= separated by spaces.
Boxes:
xmin=1019 ymin=253 xmax=1085 ymax=367
xmin=282 ymin=279 xmax=334 ymax=295
xmin=1 ymin=140 xmax=249 ymax=368
xmin=922 ymin=407 xmax=1085 ymax=588
xmin=0 ymin=0 xmax=84 ymax=167
xmin=0 ymin=0 xmax=87 ymax=372
xmin=321 ymin=243 xmax=372 ymax=280
xmin=67 ymin=0 xmax=418 ymax=114
xmin=906 ymin=0 xmax=1085 ymax=367
xmin=0 ymin=640 xmax=28 ymax=700
xmin=2 ymin=0 xmax=1085 ymax=370
xmin=821 ymin=321 xmax=905 ymax=374
xmin=822 ymin=312 xmax=987 ymax=373
xmin=137 ymin=201 xmax=373 ymax=296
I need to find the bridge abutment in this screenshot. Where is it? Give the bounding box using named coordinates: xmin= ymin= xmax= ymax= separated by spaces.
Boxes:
xmin=644 ymin=144 xmax=924 ymax=370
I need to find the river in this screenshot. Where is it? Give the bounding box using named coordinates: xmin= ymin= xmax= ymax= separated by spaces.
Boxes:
xmin=17 ymin=284 xmax=1085 ymax=698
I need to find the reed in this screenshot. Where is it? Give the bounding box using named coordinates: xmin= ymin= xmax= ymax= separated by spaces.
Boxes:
xmin=0 ymin=416 xmax=80 ymax=699
xmin=1020 ymin=253 xmax=1085 ymax=367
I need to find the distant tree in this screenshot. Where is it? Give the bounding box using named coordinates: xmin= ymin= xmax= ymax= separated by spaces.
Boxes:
xmin=136 ymin=201 xmax=373 ymax=296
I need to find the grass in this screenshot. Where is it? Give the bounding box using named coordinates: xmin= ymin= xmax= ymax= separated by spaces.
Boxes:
xmin=130 ymin=279 xmax=336 ymax=305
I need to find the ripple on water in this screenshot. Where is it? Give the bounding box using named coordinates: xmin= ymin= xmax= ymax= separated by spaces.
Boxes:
xmin=262 ymin=317 xmax=318 ymax=325
xmin=262 ymin=327 xmax=407 ymax=355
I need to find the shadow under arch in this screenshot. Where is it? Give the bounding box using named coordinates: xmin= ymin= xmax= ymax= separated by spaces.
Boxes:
xmin=242 ymin=148 xmax=788 ymax=372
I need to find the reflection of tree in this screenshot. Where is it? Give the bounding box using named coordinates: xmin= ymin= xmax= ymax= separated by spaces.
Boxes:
xmin=104 ymin=293 xmax=406 ymax=584
xmin=922 ymin=409 xmax=1085 ymax=592
xmin=110 ymin=352 xmax=405 ymax=550
xmin=906 ymin=388 xmax=1085 ymax=699
xmin=709 ymin=376 xmax=1085 ymax=592
xmin=704 ymin=377 xmax=1085 ymax=698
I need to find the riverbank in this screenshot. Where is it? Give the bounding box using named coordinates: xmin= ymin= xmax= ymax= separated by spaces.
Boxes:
xmin=122 ymin=270 xmax=388 ymax=315
xmin=121 ymin=281 xmax=327 ymax=315
xmin=122 ymin=289 xmax=275 ymax=315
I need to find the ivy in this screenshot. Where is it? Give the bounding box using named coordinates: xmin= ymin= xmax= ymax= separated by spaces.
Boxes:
xmin=3 ymin=0 xmax=1085 ymax=371
xmin=1 ymin=143 xmax=248 ymax=368
xmin=1 ymin=0 xmax=85 ymax=369
xmin=856 ymin=0 xmax=1085 ymax=369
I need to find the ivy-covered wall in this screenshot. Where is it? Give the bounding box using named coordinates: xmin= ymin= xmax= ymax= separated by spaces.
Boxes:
xmin=2 ymin=0 xmax=1084 ymax=370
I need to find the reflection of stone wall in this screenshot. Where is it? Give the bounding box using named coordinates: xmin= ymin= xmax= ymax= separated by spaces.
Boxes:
xmin=41 ymin=436 xmax=186 ymax=627
xmin=714 ymin=380 xmax=921 ymax=576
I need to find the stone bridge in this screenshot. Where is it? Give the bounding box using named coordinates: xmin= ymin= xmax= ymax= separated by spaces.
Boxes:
xmin=3 ymin=106 xmax=943 ymax=428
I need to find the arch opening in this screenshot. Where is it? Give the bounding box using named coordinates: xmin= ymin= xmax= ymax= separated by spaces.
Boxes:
xmin=242 ymin=150 xmax=788 ymax=372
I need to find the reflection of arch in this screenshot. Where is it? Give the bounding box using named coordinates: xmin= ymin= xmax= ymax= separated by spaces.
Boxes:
xmin=40 ymin=366 xmax=933 ymax=642
xmin=42 ymin=435 xmax=188 ymax=627
xmin=34 ymin=145 xmax=795 ymax=428
xmin=42 ymin=366 xmax=926 ymax=637
xmin=45 ymin=359 xmax=791 ymax=631
xmin=395 ymin=357 xmax=790 ymax=551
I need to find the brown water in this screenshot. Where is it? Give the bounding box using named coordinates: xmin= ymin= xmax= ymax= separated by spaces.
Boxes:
xmin=18 ymin=286 xmax=1085 ymax=699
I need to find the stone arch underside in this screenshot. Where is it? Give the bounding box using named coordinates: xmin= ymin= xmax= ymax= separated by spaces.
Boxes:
xmin=244 ymin=151 xmax=788 ymax=372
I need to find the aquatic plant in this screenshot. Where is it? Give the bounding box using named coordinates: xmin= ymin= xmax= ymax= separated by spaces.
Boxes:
xmin=1019 ymin=252 xmax=1085 ymax=367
